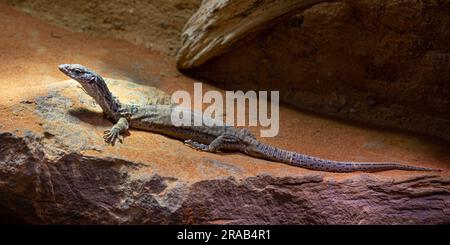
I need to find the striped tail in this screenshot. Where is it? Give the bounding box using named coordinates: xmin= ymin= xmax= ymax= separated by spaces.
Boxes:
xmin=248 ymin=142 xmax=440 ymax=173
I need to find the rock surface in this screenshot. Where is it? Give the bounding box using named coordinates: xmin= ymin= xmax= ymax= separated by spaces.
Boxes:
xmin=179 ymin=0 xmax=450 ymax=141
xmin=177 ymin=0 xmax=333 ymax=69
xmin=3 ymin=0 xmax=202 ymax=56
xmin=0 ymin=3 xmax=449 ymax=224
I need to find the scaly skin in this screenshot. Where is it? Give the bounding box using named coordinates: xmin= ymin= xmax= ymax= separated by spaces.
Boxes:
xmin=58 ymin=64 xmax=440 ymax=173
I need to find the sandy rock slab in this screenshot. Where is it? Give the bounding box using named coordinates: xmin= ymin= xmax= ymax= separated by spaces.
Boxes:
xmin=0 ymin=81 xmax=449 ymax=224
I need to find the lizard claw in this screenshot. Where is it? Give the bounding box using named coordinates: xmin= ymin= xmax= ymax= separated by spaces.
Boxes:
xmin=184 ymin=139 xmax=195 ymax=148
xmin=103 ymin=128 xmax=120 ymax=146
xmin=184 ymin=140 xmax=209 ymax=151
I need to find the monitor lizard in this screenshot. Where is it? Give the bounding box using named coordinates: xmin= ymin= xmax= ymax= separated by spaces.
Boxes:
xmin=58 ymin=64 xmax=440 ymax=173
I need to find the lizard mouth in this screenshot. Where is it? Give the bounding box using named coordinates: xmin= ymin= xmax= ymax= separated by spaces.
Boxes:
xmin=58 ymin=64 xmax=70 ymax=74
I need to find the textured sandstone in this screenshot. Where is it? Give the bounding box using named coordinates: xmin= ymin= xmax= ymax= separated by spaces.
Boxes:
xmin=1 ymin=132 xmax=449 ymax=224
xmin=179 ymin=0 xmax=450 ymax=141
xmin=3 ymin=0 xmax=202 ymax=55
xmin=0 ymin=3 xmax=449 ymax=224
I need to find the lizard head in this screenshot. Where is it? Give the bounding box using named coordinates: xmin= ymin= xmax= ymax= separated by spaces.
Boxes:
xmin=58 ymin=64 xmax=105 ymax=94
xmin=58 ymin=64 xmax=114 ymax=103
xmin=58 ymin=64 xmax=121 ymax=117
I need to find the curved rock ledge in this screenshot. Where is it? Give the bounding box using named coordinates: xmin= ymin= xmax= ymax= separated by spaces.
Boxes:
xmin=177 ymin=0 xmax=336 ymax=69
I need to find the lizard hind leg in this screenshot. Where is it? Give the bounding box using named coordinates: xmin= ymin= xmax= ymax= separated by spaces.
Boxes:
xmin=184 ymin=133 xmax=247 ymax=152
xmin=238 ymin=128 xmax=256 ymax=139
xmin=184 ymin=140 xmax=210 ymax=151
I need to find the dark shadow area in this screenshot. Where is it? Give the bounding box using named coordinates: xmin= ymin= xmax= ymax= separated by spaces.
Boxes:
xmin=175 ymin=0 xmax=450 ymax=145
xmin=180 ymin=70 xmax=450 ymax=162
xmin=0 ymin=205 xmax=28 ymax=224
xmin=68 ymin=108 xmax=112 ymax=127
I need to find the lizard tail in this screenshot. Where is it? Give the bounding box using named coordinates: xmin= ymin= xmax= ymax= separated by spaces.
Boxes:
xmin=290 ymin=154 xmax=440 ymax=172
xmin=249 ymin=142 xmax=441 ymax=173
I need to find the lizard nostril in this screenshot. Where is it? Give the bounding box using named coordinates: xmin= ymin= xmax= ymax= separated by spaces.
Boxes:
xmin=58 ymin=64 xmax=68 ymax=72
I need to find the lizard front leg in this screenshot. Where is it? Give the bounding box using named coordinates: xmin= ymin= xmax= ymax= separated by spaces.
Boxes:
xmin=103 ymin=117 xmax=129 ymax=145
